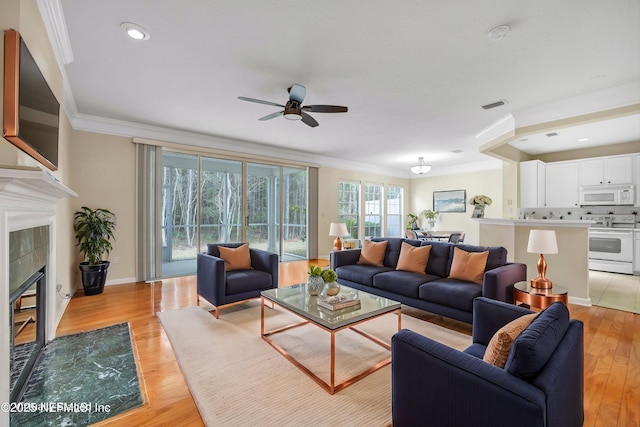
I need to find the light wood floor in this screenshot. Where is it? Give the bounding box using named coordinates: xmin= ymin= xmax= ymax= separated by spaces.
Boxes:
xmin=54 ymin=259 xmax=639 ymax=427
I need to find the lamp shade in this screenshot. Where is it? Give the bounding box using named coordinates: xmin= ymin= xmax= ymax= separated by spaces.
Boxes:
xmin=329 ymin=222 xmax=349 ymax=237
xmin=527 ymin=230 xmax=558 ymax=254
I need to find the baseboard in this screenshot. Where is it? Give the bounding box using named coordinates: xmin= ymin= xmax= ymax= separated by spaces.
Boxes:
xmin=106 ymin=277 xmax=137 ymax=286
xmin=568 ymin=295 xmax=592 ymax=306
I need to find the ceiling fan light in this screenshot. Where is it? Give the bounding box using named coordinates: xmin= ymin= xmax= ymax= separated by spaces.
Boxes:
xmin=283 ymin=107 xmax=302 ymax=120
xmin=411 ymin=157 xmax=432 ymax=174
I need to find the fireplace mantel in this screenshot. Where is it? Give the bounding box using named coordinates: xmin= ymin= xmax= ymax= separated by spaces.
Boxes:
xmin=0 ymin=165 xmax=76 ymax=414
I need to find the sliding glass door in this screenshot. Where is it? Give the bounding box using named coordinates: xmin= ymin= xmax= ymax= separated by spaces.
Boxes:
xmin=155 ymin=150 xmax=308 ymax=278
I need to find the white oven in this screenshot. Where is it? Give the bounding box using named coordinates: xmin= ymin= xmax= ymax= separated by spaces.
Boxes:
xmin=588 ymin=228 xmax=634 ymax=274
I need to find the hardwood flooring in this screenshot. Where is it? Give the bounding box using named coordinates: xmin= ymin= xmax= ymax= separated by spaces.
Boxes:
xmin=54 ymin=259 xmax=639 ymax=426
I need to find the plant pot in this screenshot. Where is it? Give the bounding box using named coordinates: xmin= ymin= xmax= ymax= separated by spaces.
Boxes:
xmin=307 ymin=276 xmax=325 ymax=296
xmin=79 ymin=261 xmax=110 ymax=296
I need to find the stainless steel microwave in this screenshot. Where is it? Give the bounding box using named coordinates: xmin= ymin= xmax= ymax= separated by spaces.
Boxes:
xmin=579 ymin=184 xmax=635 ymax=206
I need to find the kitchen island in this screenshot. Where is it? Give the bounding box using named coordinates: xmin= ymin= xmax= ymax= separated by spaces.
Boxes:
xmin=476 ymin=218 xmax=592 ymax=306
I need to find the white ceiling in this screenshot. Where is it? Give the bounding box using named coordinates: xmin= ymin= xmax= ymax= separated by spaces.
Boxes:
xmin=43 ymin=0 xmax=640 ymax=176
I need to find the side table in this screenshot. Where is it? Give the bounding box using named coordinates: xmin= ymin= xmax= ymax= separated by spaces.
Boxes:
xmin=513 ymin=281 xmax=568 ymax=310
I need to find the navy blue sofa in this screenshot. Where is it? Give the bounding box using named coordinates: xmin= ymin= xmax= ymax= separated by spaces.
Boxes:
xmin=330 ymin=237 xmax=526 ymax=323
xmin=392 ymin=297 xmax=584 ymax=427
xmin=197 ymin=243 xmax=279 ymax=318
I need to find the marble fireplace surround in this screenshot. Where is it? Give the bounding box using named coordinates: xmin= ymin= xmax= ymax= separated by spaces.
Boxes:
xmin=0 ymin=166 xmax=76 ymax=418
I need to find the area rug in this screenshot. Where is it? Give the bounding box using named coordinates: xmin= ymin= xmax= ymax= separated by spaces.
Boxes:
xmin=11 ymin=323 xmax=144 ymax=427
xmin=158 ymin=301 xmax=471 ymax=426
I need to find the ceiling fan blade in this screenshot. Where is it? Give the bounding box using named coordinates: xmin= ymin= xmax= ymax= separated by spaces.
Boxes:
xmin=288 ymin=84 xmax=306 ymax=104
xmin=302 ymin=105 xmax=348 ymax=113
xmin=238 ymin=96 xmax=284 ymax=108
xmin=301 ymin=112 xmax=319 ymax=127
xmin=259 ymin=111 xmax=284 ymax=121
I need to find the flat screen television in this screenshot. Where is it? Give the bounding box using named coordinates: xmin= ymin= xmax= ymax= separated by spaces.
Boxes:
xmin=3 ymin=29 xmax=59 ymax=171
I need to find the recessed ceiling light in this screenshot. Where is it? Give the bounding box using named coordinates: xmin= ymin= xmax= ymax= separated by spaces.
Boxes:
xmin=121 ymin=22 xmax=150 ymax=40
xmin=578 ymin=138 xmax=589 ymax=142
xmin=488 ymin=25 xmax=510 ymax=41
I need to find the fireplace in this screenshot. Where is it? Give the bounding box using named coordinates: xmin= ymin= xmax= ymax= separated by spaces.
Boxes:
xmin=0 ymin=166 xmax=76 ymax=423
xmin=9 ymin=226 xmax=48 ymax=401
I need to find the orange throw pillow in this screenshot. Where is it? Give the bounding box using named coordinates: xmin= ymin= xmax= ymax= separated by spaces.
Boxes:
xmin=218 ymin=244 xmax=253 ymax=271
xmin=483 ymin=313 xmax=538 ymax=368
xmin=448 ymin=247 xmax=489 ymax=284
xmin=396 ymin=242 xmax=431 ymax=274
xmin=357 ymin=240 xmax=388 ymax=267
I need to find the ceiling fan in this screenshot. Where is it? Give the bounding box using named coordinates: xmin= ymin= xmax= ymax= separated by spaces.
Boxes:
xmin=237 ymin=84 xmax=348 ymax=127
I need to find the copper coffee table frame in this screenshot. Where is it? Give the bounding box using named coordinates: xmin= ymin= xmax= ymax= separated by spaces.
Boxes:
xmin=260 ymin=294 xmax=401 ymax=395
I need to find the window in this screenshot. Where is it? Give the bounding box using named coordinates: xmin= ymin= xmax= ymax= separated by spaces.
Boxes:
xmin=364 ymin=183 xmax=383 ymax=237
xmin=338 ymin=181 xmax=360 ymax=239
xmin=386 ymin=185 xmax=403 ymax=237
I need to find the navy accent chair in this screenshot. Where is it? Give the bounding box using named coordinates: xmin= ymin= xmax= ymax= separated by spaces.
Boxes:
xmin=392 ymin=297 xmax=584 ymax=427
xmin=197 ymin=243 xmax=279 ymax=318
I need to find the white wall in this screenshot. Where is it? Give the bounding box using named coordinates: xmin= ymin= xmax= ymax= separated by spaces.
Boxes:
xmin=68 ymin=130 xmax=137 ymax=287
xmin=410 ymin=168 xmax=503 ymax=245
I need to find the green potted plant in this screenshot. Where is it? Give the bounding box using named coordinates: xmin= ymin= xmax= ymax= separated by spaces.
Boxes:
xmin=307 ymin=265 xmax=325 ymax=296
xmin=421 ymin=209 xmax=439 ymax=229
xmin=406 ymin=213 xmax=419 ymax=230
xmin=74 ymin=206 xmax=117 ymax=296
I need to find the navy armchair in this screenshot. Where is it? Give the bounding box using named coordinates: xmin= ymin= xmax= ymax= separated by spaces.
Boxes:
xmin=197 ymin=243 xmax=279 ymax=318
xmin=392 ymin=297 xmax=584 ymax=427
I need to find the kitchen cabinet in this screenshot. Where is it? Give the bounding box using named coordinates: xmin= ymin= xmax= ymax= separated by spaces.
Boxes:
xmin=635 ymin=154 xmax=640 ymax=206
xmin=635 ymin=230 xmax=640 ymax=273
xmin=546 ymin=161 xmax=580 ymax=207
xmin=580 ymin=155 xmax=633 ymax=186
xmin=520 ymin=160 xmax=546 ymax=208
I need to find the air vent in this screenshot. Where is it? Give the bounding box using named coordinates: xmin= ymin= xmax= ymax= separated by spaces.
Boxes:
xmin=451 ymin=149 xmax=463 ymax=154
xmin=481 ymin=100 xmax=507 ymax=110
xmin=546 ymin=132 xmax=558 ymax=137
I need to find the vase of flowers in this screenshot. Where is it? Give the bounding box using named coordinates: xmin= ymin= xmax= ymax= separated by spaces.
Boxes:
xmin=321 ymin=269 xmax=340 ymax=296
xmin=421 ymin=209 xmax=439 ymax=230
xmin=469 ymin=195 xmax=492 ymax=218
xmin=307 ymin=265 xmax=326 ymax=295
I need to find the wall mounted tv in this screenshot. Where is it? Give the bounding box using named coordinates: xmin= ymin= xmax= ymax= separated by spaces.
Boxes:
xmin=3 ymin=29 xmax=59 ymax=171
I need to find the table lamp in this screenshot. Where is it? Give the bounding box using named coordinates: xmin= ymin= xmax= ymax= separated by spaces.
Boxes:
xmin=329 ymin=222 xmax=349 ymax=251
xmin=527 ymin=229 xmax=558 ymax=289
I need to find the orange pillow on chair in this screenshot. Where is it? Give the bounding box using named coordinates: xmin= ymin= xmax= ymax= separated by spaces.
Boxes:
xmin=218 ymin=244 xmax=253 ymax=271
xmin=448 ymin=247 xmax=489 ymax=284
xmin=357 ymin=240 xmax=388 ymax=267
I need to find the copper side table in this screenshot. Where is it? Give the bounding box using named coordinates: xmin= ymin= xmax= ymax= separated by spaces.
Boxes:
xmin=513 ymin=281 xmax=568 ymax=310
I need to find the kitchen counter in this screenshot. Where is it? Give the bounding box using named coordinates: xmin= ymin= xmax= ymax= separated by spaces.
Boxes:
xmin=475 ymin=218 xmax=592 ymax=227
xmin=476 ymin=218 xmax=590 ymax=306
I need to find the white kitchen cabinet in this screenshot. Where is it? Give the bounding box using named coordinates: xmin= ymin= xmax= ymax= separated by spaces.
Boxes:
xmin=546 ymin=161 xmax=580 ymax=207
xmin=520 ymin=160 xmax=546 ymax=207
xmin=580 ymin=155 xmax=633 ymax=186
xmin=635 ymin=230 xmax=640 ymax=273
xmin=635 ymin=154 xmax=640 ymax=206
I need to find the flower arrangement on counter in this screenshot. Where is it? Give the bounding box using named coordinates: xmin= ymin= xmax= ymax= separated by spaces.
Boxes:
xmin=468 ymin=195 xmax=493 ymax=206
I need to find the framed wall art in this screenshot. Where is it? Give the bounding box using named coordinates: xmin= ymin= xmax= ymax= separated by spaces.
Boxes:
xmin=433 ymin=190 xmax=466 ymax=213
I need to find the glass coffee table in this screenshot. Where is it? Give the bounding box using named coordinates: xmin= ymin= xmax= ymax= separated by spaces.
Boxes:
xmin=261 ymin=283 xmax=401 ymax=394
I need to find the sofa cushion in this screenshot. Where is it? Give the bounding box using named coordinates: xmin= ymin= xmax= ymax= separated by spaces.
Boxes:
xmin=358 ymin=239 xmax=388 ymax=267
xmin=418 ymin=279 xmax=483 ymax=312
xmin=335 ymin=264 xmax=394 ymax=287
xmin=421 ymin=241 xmax=452 ymax=277
xmin=226 ymin=269 xmax=272 ymax=294
xmin=505 ymin=302 xmax=570 ymax=380
xmin=373 ymin=271 xmax=438 ymax=298
xmin=483 ymin=313 xmax=538 ymax=368
xmin=455 ymin=243 xmax=507 ymax=271
xmin=372 ymin=237 xmax=403 ymax=267
xmin=448 ymin=247 xmax=489 ymax=284
xmin=218 ymin=243 xmax=253 ymax=271
xmin=396 ymin=242 xmax=431 ymax=274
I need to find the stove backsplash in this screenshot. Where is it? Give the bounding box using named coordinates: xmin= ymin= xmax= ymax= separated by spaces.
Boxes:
xmin=518 ymin=205 xmax=639 ymax=224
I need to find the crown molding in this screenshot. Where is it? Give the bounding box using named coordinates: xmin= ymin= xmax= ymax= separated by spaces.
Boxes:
xmin=36 ymin=0 xmax=73 ymax=65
